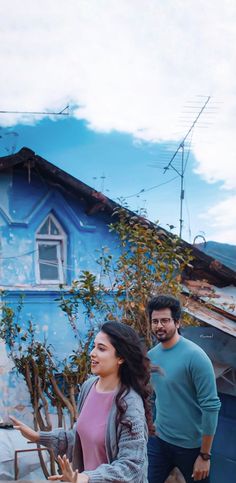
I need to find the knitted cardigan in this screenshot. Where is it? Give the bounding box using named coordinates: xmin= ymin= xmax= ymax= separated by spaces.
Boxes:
xmin=39 ymin=376 xmax=148 ymax=482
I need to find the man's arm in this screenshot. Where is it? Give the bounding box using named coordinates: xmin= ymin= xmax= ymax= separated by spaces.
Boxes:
xmin=190 ymin=349 xmax=221 ymax=433
xmin=190 ymin=350 xmax=221 ymax=480
xmin=200 ymin=434 xmax=214 ymax=454
xmin=192 ymin=434 xmax=213 ymax=481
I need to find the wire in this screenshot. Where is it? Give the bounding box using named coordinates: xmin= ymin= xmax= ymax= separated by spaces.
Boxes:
xmin=123 ymin=175 xmax=179 ymax=199
xmin=0 ymin=249 xmax=38 ymax=259
xmin=0 ymin=247 xmax=98 ymax=272
xmin=183 ymin=130 xmax=194 ymax=174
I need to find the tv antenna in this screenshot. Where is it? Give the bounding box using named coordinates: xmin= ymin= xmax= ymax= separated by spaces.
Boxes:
xmin=163 ymin=96 xmax=211 ymax=238
xmin=0 ymin=104 xmax=70 ymax=154
xmin=92 ymin=173 xmax=108 ymax=193
xmin=0 ymin=105 xmax=69 ymax=116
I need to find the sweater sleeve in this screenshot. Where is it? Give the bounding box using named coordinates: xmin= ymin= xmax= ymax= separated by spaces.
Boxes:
xmin=39 ymin=427 xmax=76 ymax=460
xmin=83 ymin=405 xmax=148 ymax=483
xmin=190 ymin=349 xmax=221 ymax=435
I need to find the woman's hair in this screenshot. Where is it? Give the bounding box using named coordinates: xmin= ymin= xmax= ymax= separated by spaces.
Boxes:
xmin=100 ymin=321 xmax=155 ymax=435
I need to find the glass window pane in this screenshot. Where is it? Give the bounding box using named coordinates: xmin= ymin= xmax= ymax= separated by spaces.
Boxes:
xmin=39 ymin=244 xmax=59 ymax=280
xmin=39 ymin=262 xmax=59 ymax=280
xmin=38 ymin=218 xmax=50 ymax=235
xmin=50 ymin=219 xmax=60 ymax=235
xmin=39 ymin=244 xmax=57 ymax=260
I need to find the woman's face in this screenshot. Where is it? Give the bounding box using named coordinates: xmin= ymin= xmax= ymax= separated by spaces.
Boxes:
xmin=90 ymin=331 xmax=123 ymax=378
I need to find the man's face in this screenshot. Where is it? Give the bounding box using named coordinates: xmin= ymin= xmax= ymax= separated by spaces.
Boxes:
xmin=151 ymin=308 xmax=179 ymax=343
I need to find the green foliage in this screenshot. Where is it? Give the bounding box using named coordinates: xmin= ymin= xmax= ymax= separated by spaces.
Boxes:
xmin=57 ymin=270 xmax=113 ymax=340
xmin=108 ymin=208 xmax=193 ymax=340
xmin=58 ymin=207 xmax=194 ymax=345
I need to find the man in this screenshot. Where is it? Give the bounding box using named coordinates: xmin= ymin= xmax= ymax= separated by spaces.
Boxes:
xmin=147 ymin=294 xmax=221 ymax=483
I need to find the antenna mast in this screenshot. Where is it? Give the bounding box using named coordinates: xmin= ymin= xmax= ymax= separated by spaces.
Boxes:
xmin=163 ymin=96 xmax=211 ymax=238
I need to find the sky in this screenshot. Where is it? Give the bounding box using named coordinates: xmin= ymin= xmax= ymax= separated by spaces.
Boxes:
xmin=1 ymin=0 xmax=236 ymax=244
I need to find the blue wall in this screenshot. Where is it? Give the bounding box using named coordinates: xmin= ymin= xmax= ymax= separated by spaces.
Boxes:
xmin=0 ymin=165 xmax=119 ymax=284
xmin=0 ymin=165 xmax=119 ymax=288
xmin=1 ymin=289 xmax=115 ymax=360
xmin=0 ymin=164 xmax=121 ymax=356
xmin=0 ymin=163 xmax=120 ymax=419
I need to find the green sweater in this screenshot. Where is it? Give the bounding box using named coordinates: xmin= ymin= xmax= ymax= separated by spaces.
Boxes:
xmin=148 ymin=336 xmax=221 ymax=448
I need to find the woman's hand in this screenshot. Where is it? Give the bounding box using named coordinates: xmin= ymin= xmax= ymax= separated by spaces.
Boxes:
xmin=9 ymin=415 xmax=39 ymax=443
xmin=48 ymin=455 xmax=89 ymax=483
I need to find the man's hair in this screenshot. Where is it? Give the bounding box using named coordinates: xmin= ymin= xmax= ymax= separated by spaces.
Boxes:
xmin=147 ymin=294 xmax=182 ymax=323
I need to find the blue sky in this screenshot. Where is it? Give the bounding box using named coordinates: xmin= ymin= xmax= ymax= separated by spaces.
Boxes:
xmin=0 ymin=117 xmax=224 ymax=243
xmin=1 ymin=1 xmax=236 ymax=244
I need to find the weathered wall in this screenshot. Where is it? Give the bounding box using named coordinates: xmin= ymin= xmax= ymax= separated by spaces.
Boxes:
xmin=0 ymin=165 xmax=119 ymax=288
xmin=0 ymin=164 xmax=119 ymax=419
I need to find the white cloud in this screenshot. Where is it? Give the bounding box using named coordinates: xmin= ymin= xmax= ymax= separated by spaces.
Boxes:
xmin=1 ymin=0 xmax=236 ymax=242
xmin=199 ymin=195 xmax=236 ymax=244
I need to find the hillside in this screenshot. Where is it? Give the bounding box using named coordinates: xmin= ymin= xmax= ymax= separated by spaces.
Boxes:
xmin=196 ymin=241 xmax=236 ymax=271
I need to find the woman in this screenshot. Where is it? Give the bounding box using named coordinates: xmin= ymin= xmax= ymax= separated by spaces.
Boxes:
xmin=11 ymin=321 xmax=154 ymax=483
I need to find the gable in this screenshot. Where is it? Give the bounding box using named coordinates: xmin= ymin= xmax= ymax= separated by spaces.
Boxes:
xmin=0 ymin=159 xmax=118 ymax=288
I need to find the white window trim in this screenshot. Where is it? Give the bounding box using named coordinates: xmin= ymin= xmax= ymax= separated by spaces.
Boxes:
xmin=35 ymin=214 xmax=67 ymax=285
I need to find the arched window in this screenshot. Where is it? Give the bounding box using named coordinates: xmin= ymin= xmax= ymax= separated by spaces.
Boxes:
xmin=36 ymin=214 xmax=66 ymax=284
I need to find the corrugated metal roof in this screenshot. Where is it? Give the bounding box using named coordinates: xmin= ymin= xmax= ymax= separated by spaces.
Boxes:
xmin=203 ymin=285 xmax=236 ymax=317
xmin=183 ymin=281 xmax=236 ymax=320
xmin=183 ymin=297 xmax=236 ymax=338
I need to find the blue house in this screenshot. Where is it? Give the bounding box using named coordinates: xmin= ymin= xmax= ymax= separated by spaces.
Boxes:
xmin=0 ymin=147 xmax=122 ymax=359
xmin=0 ymin=147 xmax=236 ymax=482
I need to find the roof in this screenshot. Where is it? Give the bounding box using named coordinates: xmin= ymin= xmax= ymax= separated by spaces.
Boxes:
xmin=0 ymin=147 xmax=118 ymax=216
xmin=182 ymin=294 xmax=236 ymax=338
xmin=1 ymin=147 xmax=236 ymax=336
xmin=182 ymin=280 xmax=236 ymax=337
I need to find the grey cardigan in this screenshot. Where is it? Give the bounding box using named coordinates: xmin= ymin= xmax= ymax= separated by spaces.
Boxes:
xmin=39 ymin=377 xmax=148 ymax=483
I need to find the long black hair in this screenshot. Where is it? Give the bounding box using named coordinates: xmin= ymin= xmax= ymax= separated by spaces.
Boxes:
xmin=101 ymin=321 xmax=155 ymax=435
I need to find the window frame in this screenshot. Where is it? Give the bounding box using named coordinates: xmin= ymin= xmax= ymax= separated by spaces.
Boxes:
xmin=35 ymin=214 xmax=67 ymax=285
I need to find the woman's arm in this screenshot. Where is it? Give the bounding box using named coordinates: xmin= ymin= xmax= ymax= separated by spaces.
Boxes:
xmin=9 ymin=416 xmax=39 ymax=442
xmin=39 ymin=426 xmax=75 ymax=459
xmin=10 ymin=414 xmax=75 ymax=459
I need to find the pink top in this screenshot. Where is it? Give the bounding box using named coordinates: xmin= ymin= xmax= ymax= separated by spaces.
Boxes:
xmin=77 ymin=382 xmax=115 ymax=471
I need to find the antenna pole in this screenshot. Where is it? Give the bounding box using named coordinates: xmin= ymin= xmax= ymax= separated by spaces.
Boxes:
xmin=179 ymin=143 xmax=184 ymax=238
xmin=163 ymin=96 xmax=211 ymax=238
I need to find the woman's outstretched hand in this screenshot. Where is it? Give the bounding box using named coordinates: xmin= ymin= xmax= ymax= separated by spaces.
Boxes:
xmin=48 ymin=455 xmax=88 ymax=483
xmin=9 ymin=415 xmax=39 ymax=443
